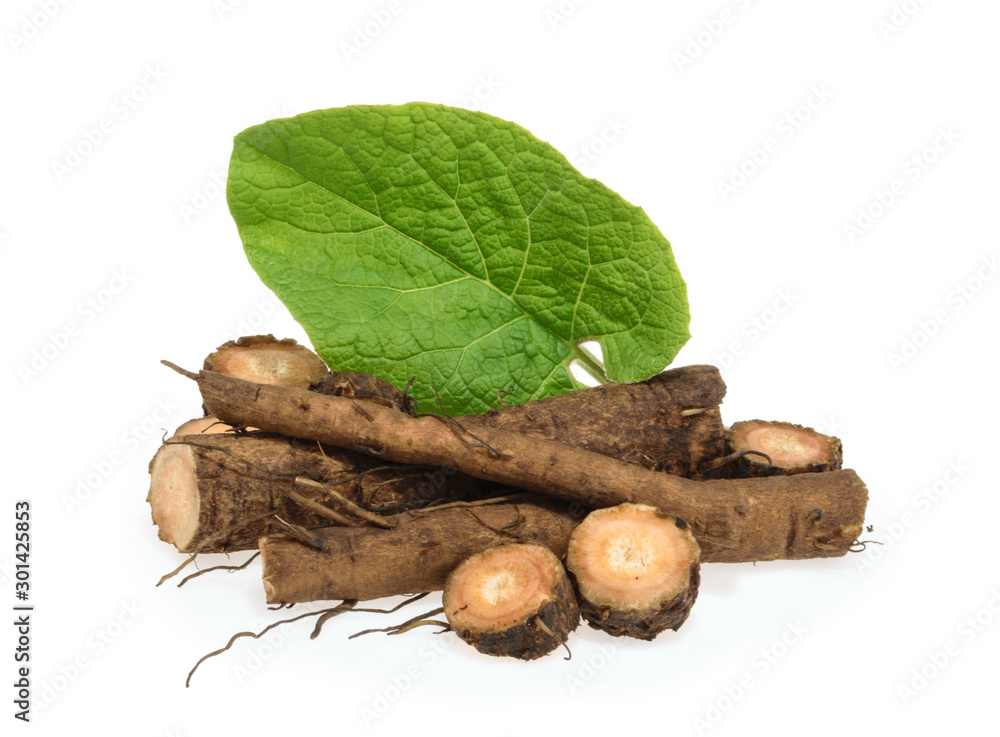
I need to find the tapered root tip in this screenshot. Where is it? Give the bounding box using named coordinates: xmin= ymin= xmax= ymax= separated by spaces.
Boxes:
xmin=161 ymin=360 xmax=201 ymax=381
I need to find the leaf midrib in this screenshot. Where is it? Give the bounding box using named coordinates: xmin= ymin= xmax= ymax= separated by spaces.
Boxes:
xmin=239 ymin=133 xmax=607 ymax=381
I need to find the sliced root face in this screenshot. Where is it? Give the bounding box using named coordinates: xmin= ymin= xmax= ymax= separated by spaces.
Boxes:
xmin=147 ymin=442 xmax=200 ymax=551
xmin=204 ymin=335 xmax=329 ymax=389
xmin=444 ymin=543 xmax=579 ymax=660
xmin=566 ymin=503 xmax=700 ymax=641
xmin=727 ymin=420 xmax=842 ymax=476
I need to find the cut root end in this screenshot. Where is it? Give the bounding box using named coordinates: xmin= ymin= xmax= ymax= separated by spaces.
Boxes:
xmin=204 ymin=335 xmax=329 ymax=389
xmin=147 ymin=442 xmax=200 ymax=551
xmin=727 ymin=420 xmax=842 ymax=476
xmin=443 ymin=543 xmax=579 ymax=660
xmin=566 ymin=503 xmax=700 ymax=640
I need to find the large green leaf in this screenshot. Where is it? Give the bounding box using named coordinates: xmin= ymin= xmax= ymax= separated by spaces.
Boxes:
xmin=226 ymin=103 xmax=689 ymax=415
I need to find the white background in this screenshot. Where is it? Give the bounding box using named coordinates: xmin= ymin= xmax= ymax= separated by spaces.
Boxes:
xmin=4 ymin=0 xmax=998 ymax=734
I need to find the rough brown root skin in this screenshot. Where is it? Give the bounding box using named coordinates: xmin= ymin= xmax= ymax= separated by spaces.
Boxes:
xmin=461 ymin=365 xmax=726 ymax=478
xmin=697 ymin=470 xmax=866 ymax=562
xmin=444 ymin=543 xmax=579 ymax=660
xmin=259 ymin=501 xmax=579 ymax=604
xmin=204 ymin=335 xmax=329 ymax=389
xmin=173 ymin=366 xmax=868 ymax=560
xmin=566 ymin=504 xmax=700 ymax=640
xmin=726 ymin=420 xmax=843 ymax=477
xmin=147 ymin=432 xmax=484 ymax=553
xmin=311 ymin=371 xmax=415 ymax=415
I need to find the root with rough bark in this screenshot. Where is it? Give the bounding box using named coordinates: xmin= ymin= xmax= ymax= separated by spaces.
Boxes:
xmin=147 ymin=431 xmax=484 ymax=553
xmin=163 ymin=363 xmax=868 ymax=561
xmin=259 ymin=500 xmax=580 ymax=604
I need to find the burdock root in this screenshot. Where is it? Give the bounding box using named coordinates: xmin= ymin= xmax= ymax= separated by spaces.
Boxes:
xmin=204 ymin=335 xmax=329 ymax=389
xmin=443 ymin=543 xmax=579 ymax=660
xmin=725 ymin=420 xmax=843 ymax=477
xmin=566 ymin=503 xmax=700 ymax=640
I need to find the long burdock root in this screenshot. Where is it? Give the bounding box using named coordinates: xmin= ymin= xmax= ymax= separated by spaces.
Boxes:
xmin=312 ymin=367 xmax=717 ymax=476
xmin=259 ymin=500 xmax=580 ymax=604
xmin=166 ymin=364 xmax=868 ymax=560
xmin=566 ymin=504 xmax=699 ymax=640
xmin=147 ymin=431 xmax=484 ymax=553
xmin=204 ymin=335 xmax=329 ymax=389
xmin=724 ymin=420 xmax=843 ymax=477
xmin=443 ymin=543 xmax=579 ymax=660
xmin=214 ymin=343 xmax=720 ymax=477
xmin=461 ymin=364 xmax=726 ymax=478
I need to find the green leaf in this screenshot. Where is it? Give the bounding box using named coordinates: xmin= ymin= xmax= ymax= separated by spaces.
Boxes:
xmin=226 ymin=103 xmax=689 ymax=415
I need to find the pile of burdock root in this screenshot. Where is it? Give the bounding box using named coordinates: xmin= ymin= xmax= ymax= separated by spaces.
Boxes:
xmin=147 ymin=335 xmax=868 ymax=678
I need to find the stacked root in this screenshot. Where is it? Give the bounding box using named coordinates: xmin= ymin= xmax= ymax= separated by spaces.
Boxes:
xmin=147 ymin=336 xmax=869 ymax=670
